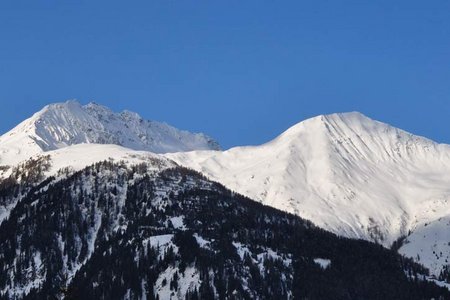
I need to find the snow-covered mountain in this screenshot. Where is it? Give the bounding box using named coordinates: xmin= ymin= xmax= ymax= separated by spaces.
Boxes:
xmin=0 ymin=143 xmax=176 ymax=223
xmin=1 ymin=158 xmax=447 ymax=299
xmin=167 ymin=112 xmax=450 ymax=276
xmin=0 ymin=100 xmax=219 ymax=166
xmin=2 ymin=102 xmax=450 ymax=282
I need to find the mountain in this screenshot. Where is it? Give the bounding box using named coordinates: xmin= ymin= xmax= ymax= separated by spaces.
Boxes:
xmin=0 ymin=158 xmax=448 ymax=299
xmin=166 ymin=112 xmax=450 ymax=277
xmin=0 ymin=144 xmax=174 ymax=224
xmin=0 ymin=100 xmax=220 ymax=166
xmin=2 ymin=103 xmax=450 ymax=298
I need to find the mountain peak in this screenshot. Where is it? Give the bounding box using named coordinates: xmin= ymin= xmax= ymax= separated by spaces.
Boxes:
xmin=325 ymin=111 xmax=368 ymax=118
xmin=0 ymin=100 xmax=220 ymax=165
xmin=84 ymin=101 xmax=115 ymax=114
xmin=322 ymin=111 xmax=384 ymax=127
xmin=276 ymin=111 xmax=382 ymax=143
xmin=278 ymin=111 xmax=427 ymax=147
xmin=43 ymin=99 xmax=82 ymax=111
xmin=296 ymin=111 xmax=376 ymax=129
xmin=168 ymin=111 xmax=450 ymax=274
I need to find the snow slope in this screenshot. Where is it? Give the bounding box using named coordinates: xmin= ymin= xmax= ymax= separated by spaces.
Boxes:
xmin=166 ymin=112 xmax=450 ymax=275
xmin=42 ymin=143 xmax=175 ymax=177
xmin=399 ymin=216 xmax=450 ymax=276
xmin=0 ymin=100 xmax=219 ymax=166
xmin=0 ymin=143 xmax=175 ymax=223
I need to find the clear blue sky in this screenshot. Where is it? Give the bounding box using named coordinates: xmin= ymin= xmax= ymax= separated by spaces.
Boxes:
xmin=1 ymin=1 xmax=449 ymax=149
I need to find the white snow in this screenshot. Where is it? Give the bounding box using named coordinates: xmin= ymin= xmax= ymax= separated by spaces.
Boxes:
xmin=169 ymin=216 xmax=186 ymax=230
xmin=167 ymin=112 xmax=450 ymax=276
xmin=0 ymin=100 xmax=219 ymax=166
xmin=428 ymin=277 xmax=450 ymax=290
xmin=233 ymin=242 xmax=252 ymax=260
xmin=1 ymin=251 xmax=46 ymax=298
xmin=154 ymin=266 xmax=200 ymax=300
xmin=148 ymin=234 xmax=175 ymax=248
xmin=233 ymin=242 xmax=292 ymax=271
xmin=147 ymin=235 xmax=201 ymax=299
xmin=143 ymin=234 xmax=179 ymax=260
xmin=194 ymin=234 xmax=211 ymax=249
xmin=44 ymin=143 xmax=175 ymax=177
xmin=0 ymin=202 xmax=17 ymax=224
xmin=314 ymin=258 xmax=331 ymax=269
xmin=399 ymin=216 xmax=450 ymax=276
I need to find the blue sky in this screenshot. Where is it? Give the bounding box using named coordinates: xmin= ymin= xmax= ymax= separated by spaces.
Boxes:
xmin=1 ymin=1 xmax=449 ymax=149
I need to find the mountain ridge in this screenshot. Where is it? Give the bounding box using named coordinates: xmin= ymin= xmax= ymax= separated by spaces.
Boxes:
xmin=0 ymin=100 xmax=220 ymax=166
xmin=166 ymin=111 xmax=450 ymax=277
xmin=2 ymin=102 xmax=450 ymax=281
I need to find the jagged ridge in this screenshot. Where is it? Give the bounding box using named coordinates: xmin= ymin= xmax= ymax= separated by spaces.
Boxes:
xmin=0 ymin=100 xmax=220 ymax=166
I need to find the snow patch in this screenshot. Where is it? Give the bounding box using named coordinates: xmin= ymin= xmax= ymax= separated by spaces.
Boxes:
xmin=169 ymin=216 xmax=186 ymax=230
xmin=314 ymin=258 xmax=331 ymax=269
xmin=194 ymin=234 xmax=212 ymax=249
xmin=154 ymin=266 xmax=200 ymax=300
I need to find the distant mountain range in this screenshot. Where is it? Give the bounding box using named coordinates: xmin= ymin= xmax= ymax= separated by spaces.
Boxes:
xmin=1 ymin=100 xmax=450 ymax=299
